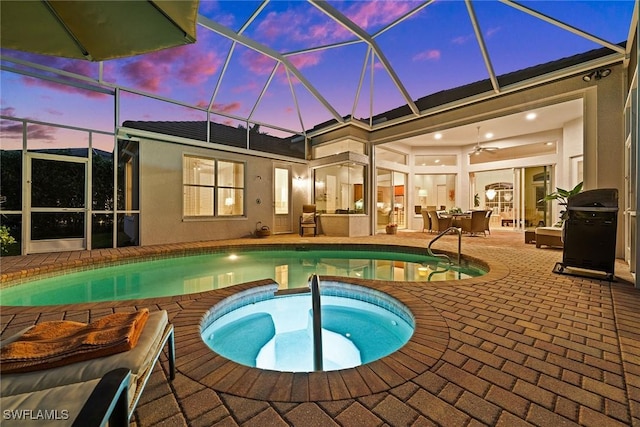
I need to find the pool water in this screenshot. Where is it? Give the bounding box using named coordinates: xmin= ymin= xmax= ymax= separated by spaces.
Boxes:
xmin=201 ymin=294 xmax=414 ymax=372
xmin=1 ymin=248 xmax=485 ymax=306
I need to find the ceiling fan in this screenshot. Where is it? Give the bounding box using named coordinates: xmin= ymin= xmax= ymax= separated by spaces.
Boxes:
xmin=469 ymin=126 xmax=499 ymax=155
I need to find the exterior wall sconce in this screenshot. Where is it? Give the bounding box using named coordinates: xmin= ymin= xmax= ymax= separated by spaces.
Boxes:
xmin=582 ymin=68 xmax=611 ymax=82
xmin=293 ymin=176 xmax=306 ymax=189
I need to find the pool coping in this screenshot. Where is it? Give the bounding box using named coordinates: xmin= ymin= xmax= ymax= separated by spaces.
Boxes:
xmin=0 ymin=242 xmax=495 ymax=290
xmin=173 ymin=276 xmax=452 ymax=402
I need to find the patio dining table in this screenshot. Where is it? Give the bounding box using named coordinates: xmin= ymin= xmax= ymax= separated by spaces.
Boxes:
xmin=441 ymin=212 xmax=471 ymax=228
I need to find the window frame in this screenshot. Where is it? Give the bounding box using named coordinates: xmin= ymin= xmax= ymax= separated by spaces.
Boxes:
xmin=182 ymin=155 xmax=246 ymax=218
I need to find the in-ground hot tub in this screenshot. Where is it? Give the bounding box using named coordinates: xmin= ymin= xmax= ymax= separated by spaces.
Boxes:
xmin=200 ymin=281 xmax=415 ymax=372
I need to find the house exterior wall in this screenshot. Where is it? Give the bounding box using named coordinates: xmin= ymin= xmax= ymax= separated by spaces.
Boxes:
xmin=138 ymin=140 xmax=307 ymax=245
xmin=133 ymin=63 xmax=625 ymax=255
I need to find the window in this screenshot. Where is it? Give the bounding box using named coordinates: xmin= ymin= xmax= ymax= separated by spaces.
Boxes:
xmin=313 ymin=140 xmax=366 ymax=158
xmin=274 ymin=167 xmax=289 ymax=215
xmin=314 ymin=163 xmax=366 ymax=214
xmin=376 ymin=146 xmax=407 ymax=165
xmin=414 ymin=155 xmax=457 ymax=167
xmin=414 ymin=174 xmax=456 ymax=212
xmin=183 ymin=156 xmax=244 ymax=217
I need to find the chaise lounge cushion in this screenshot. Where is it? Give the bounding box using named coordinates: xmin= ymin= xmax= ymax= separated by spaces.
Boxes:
xmin=535 ymin=226 xmax=564 ymax=248
xmin=1 ymin=374 xmax=120 ymax=426
xmin=1 ymin=309 xmax=149 ymax=374
xmin=0 ymin=310 xmax=169 ymax=407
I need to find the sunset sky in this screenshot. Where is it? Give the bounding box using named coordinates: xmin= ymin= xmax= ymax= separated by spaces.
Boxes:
xmin=0 ymin=0 xmax=635 ymax=149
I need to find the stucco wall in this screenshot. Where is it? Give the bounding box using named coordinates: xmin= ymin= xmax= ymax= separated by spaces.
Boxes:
xmin=138 ymin=140 xmax=307 ymax=245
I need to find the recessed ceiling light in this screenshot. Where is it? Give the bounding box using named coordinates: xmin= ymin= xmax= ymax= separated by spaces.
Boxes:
xmin=434 ymin=159 xmax=440 ymax=163
xmin=434 ymin=133 xmax=442 ymax=140
xmin=485 ymin=132 xmax=493 ymax=139
xmin=526 ymin=112 xmax=537 ymax=120
xmin=545 ymin=142 xmax=553 ymax=146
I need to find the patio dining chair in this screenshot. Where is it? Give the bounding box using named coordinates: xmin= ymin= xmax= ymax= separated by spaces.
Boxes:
xmin=484 ymin=210 xmax=492 ymax=235
xmin=428 ymin=210 xmax=452 ymax=233
xmin=461 ymin=210 xmax=488 ymax=236
xmin=421 ymin=209 xmax=431 ymax=232
xmin=299 ymin=204 xmax=318 ymax=236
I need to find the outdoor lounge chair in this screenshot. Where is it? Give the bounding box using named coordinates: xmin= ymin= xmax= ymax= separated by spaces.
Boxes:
xmin=0 ymin=310 xmax=175 ymax=423
xmin=2 ymin=368 xmax=131 ymax=426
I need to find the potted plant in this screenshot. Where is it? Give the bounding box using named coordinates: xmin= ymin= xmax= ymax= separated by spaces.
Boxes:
xmin=541 ymin=182 xmax=583 ymax=226
xmin=385 ymin=209 xmax=398 ymax=234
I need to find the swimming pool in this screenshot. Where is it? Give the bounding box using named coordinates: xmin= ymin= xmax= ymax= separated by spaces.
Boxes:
xmin=200 ymin=282 xmax=415 ymax=372
xmin=1 ymin=245 xmax=486 ymax=306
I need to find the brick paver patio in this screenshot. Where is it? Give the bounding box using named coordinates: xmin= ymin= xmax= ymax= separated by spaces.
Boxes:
xmin=1 ymin=229 xmax=639 ymax=426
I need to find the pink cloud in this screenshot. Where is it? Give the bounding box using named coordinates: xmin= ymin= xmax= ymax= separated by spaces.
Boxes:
xmin=211 ymin=101 xmax=242 ymax=114
xmin=272 ymin=52 xmax=323 ymax=84
xmin=196 ymin=100 xmax=209 ymax=109
xmin=116 ymin=44 xmax=221 ymax=94
xmin=452 ymin=34 xmax=474 ymax=45
xmin=241 ymin=50 xmax=278 ymax=75
xmin=486 ymin=26 xmax=501 ymax=38
xmin=59 ymin=61 xmax=96 ymax=78
xmin=198 ymin=0 xmax=236 ymax=29
xmin=45 ymin=108 xmax=64 ymax=116
xmin=20 ymin=75 xmax=107 ymax=99
xmin=254 ymin=8 xmax=346 ymax=48
xmin=1 ymin=107 xmax=16 ymax=117
xmin=0 ymin=119 xmax=24 ymax=139
xmin=177 ymin=51 xmax=221 ymax=85
xmin=232 ymin=81 xmax=259 ymax=94
xmin=26 ymin=124 xmax=57 ymax=141
xmin=2 ymin=51 xmax=107 ymax=98
xmin=344 ymin=1 xmax=413 ymax=32
xmin=0 ymin=115 xmax=57 ymax=141
xmin=256 ymin=11 xmax=291 ymax=41
xmin=413 ymin=49 xmax=441 ymax=62
xmin=288 ymin=52 xmax=322 ymax=69
xmin=121 ymin=60 xmax=165 ymax=92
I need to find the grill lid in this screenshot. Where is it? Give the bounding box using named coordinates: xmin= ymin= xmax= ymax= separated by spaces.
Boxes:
xmin=567 ymin=189 xmax=618 ymax=210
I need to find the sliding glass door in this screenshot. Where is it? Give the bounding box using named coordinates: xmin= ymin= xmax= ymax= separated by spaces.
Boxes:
xmin=471 ymin=165 xmax=553 ymax=230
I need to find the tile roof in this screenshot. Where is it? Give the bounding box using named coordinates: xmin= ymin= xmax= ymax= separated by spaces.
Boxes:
xmin=122 ymin=120 xmax=306 ymax=159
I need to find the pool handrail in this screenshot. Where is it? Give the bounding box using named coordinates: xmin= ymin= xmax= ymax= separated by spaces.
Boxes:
xmin=427 ymin=226 xmax=462 ymax=265
xmin=309 ymin=274 xmax=323 ymax=372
